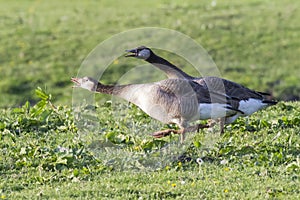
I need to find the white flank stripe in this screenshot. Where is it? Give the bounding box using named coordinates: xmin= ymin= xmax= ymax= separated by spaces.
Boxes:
xmin=198 ymin=103 xmax=235 ymax=120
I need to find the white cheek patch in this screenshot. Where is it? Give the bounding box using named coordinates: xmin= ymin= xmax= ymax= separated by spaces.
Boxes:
xmin=140 ymin=49 xmax=151 ymax=59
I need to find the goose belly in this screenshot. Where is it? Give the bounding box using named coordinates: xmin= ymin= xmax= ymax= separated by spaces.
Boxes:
xmin=225 ymin=114 xmax=240 ymax=124
xmin=198 ymin=103 xmax=233 ymax=120
xmin=238 ymin=98 xmax=268 ymax=116
xmin=140 ymin=104 xmax=171 ymax=123
xmin=125 ymin=86 xmax=172 ymax=124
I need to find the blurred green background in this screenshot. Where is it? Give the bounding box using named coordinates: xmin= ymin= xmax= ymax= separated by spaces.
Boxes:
xmin=0 ymin=0 xmax=299 ymax=108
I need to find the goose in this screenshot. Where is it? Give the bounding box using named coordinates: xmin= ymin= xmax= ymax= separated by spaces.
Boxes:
xmin=125 ymin=46 xmax=277 ymax=131
xmin=71 ymin=76 xmax=243 ymax=143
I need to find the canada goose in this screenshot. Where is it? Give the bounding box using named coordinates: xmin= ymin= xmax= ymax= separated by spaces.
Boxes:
xmin=71 ymin=76 xmax=243 ymax=142
xmin=126 ymin=46 xmax=277 ymax=130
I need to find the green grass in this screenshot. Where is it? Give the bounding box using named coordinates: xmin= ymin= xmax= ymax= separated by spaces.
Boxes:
xmin=0 ymin=0 xmax=299 ymax=107
xmin=1 ymin=89 xmax=299 ymax=199
xmin=1 ymin=0 xmax=300 ymax=199
xmin=6 ymin=168 xmax=300 ymax=199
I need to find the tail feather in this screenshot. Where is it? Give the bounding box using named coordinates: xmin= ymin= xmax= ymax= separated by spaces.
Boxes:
xmin=231 ymin=96 xmax=241 ymax=101
xmin=258 ymin=91 xmax=272 ymax=96
xmin=262 ymin=100 xmax=278 ymax=105
xmin=225 ymin=106 xmax=245 ymax=114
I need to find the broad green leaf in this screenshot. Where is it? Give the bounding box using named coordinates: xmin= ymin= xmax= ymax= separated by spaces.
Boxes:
xmin=35 ymin=87 xmax=49 ymax=101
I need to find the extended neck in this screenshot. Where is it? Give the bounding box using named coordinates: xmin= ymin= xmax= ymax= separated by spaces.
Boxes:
xmin=146 ymin=53 xmax=194 ymax=79
xmin=95 ymin=82 xmax=130 ymax=96
xmin=94 ymin=82 xmax=146 ymax=109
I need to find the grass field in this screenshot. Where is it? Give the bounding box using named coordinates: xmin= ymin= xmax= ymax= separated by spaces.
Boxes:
xmin=0 ymin=0 xmax=299 ymax=107
xmin=1 ymin=94 xmax=299 ymax=199
xmin=1 ymin=0 xmax=300 ymax=199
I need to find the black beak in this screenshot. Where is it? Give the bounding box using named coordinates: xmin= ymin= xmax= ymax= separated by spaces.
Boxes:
xmin=125 ymin=48 xmax=137 ymax=57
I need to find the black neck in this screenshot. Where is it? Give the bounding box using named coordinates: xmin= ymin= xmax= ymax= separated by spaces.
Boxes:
xmin=146 ymin=53 xmax=194 ymax=79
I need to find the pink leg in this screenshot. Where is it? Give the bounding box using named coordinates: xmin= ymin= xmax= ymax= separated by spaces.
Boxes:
xmin=152 ymin=123 xmax=210 ymax=139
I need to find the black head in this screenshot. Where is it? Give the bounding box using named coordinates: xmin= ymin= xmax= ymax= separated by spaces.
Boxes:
xmin=125 ymin=46 xmax=153 ymax=60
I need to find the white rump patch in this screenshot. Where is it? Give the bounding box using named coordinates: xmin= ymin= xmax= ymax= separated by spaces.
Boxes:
xmin=239 ymin=98 xmax=268 ymax=116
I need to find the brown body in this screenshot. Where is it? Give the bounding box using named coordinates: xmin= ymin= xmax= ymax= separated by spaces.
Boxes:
xmin=72 ymin=77 xmax=241 ymax=142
